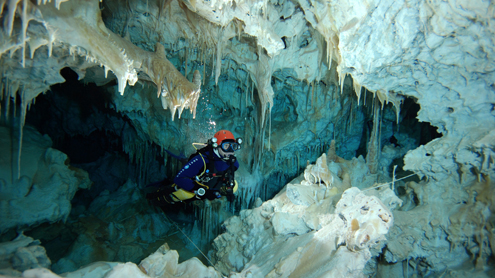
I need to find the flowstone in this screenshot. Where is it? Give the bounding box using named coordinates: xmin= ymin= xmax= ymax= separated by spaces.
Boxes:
xmin=1 ymin=151 xmax=400 ymax=278
xmin=213 ymin=152 xmax=401 ymax=277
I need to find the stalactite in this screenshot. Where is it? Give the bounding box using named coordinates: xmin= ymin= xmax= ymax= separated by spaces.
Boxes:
xmin=236 ymin=19 xmax=241 ymax=41
xmin=250 ymin=77 xmax=254 ymax=103
xmin=245 ymin=75 xmax=249 ymax=111
xmin=363 ymin=89 xmax=367 ymax=106
xmin=264 ymin=179 xmax=268 ymax=201
xmin=0 ymin=79 xmax=7 ymax=124
xmin=202 ymin=45 xmax=206 ymax=86
xmin=16 ymin=92 xmax=23 ymax=179
xmin=20 ymin=0 xmax=28 ymax=68
xmin=296 ymin=151 xmax=300 ymax=175
xmin=210 ymin=51 xmax=215 ymax=80
xmin=340 ymin=73 xmax=346 ymax=95
xmin=184 ymin=45 xmax=188 ymax=78
xmin=357 ymin=86 xmax=362 ymax=105
xmin=378 ymin=103 xmax=383 ymax=171
xmin=349 ymin=98 xmax=353 ymax=129
xmin=293 ymin=156 xmax=296 ymax=175
xmin=327 ymin=38 xmax=333 ymax=70
xmin=394 ymin=96 xmax=402 ymax=130
xmin=268 ymin=108 xmax=271 ymax=151
xmin=214 ymin=29 xmax=224 ymax=85
xmin=367 ymin=97 xmax=381 ymax=175
xmin=315 ymin=81 xmax=318 ymax=107
xmin=311 ymin=80 xmax=315 ymax=110
xmin=0 ymin=76 xmax=33 ymax=181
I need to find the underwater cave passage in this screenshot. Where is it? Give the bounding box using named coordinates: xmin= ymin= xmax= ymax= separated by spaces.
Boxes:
xmin=387 ymin=97 xmax=442 ymax=180
xmin=21 ymin=67 xmax=215 ymax=270
xmin=25 ymin=66 xmax=173 ymax=196
xmin=30 ymin=69 xmax=114 ymax=165
xmin=390 ymin=97 xmax=441 ymax=179
xmin=354 ymin=95 xmax=442 ymax=181
xmin=400 ymin=97 xmax=442 ymax=146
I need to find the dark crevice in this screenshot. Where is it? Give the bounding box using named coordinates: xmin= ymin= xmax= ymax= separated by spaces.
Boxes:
xmin=23 ymin=67 xmax=172 ymax=268
xmin=355 ymin=96 xmax=442 ymax=168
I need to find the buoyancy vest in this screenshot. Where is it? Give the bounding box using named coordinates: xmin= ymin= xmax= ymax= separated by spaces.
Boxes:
xmin=192 ymin=147 xmax=237 ymax=190
xmin=147 ymin=147 xmax=238 ymax=205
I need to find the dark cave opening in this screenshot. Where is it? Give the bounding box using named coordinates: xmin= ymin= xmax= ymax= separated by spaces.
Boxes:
xmin=400 ymin=97 xmax=442 ymax=145
xmin=26 ymin=67 xmax=184 ymax=186
xmin=26 ymin=67 xmax=123 ymax=163
xmin=25 ymin=67 xmax=157 ymax=197
xmin=386 ymin=97 xmax=442 ymax=183
xmin=22 ymin=67 xmax=172 ymax=266
xmin=356 ymin=95 xmax=441 ymax=158
xmin=354 ymin=94 xmax=442 ymax=180
xmin=21 ymin=67 xmax=220 ymax=269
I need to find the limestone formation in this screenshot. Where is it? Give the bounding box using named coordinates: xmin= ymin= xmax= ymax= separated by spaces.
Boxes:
xmin=0 ymin=0 xmax=493 ymax=277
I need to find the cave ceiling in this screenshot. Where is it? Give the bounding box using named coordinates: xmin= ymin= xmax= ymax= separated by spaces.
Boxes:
xmin=0 ymin=0 xmax=494 ymax=181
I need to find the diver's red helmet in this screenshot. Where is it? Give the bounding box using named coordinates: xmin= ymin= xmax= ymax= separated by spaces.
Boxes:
xmin=214 ymin=130 xmax=235 ymax=144
xmin=213 ymin=130 xmax=242 ymax=153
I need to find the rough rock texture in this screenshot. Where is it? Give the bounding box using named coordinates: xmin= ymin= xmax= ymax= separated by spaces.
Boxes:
xmin=50 ymin=180 xmax=173 ymax=274
xmin=213 ymin=152 xmax=401 ymax=277
xmin=138 ymin=244 xmax=221 ymax=278
xmin=2 ymin=152 xmax=401 ymax=277
xmin=0 ymin=125 xmax=91 ymax=233
xmin=1 ymin=0 xmax=494 ymax=276
xmin=2 ymin=0 xmax=365 ymax=216
xmin=6 ymin=243 xmax=221 ymax=278
xmin=0 ymin=234 xmax=51 ymax=276
xmin=380 ymin=176 xmax=495 ymax=276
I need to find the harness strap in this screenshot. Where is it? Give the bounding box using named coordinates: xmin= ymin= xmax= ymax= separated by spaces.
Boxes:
xmin=194 ymin=149 xmax=237 ymax=191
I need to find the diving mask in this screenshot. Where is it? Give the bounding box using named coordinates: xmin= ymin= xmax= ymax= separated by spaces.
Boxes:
xmin=220 ymin=140 xmax=240 ymax=152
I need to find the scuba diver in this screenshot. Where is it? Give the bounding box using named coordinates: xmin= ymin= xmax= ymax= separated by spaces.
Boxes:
xmin=146 ymin=130 xmax=241 ymax=206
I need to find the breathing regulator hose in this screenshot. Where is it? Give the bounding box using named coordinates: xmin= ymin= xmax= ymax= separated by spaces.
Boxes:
xmin=191 ymin=142 xmax=208 ymax=178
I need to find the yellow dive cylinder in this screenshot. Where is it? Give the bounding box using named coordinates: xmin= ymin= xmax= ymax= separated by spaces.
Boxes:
xmin=170 ymin=187 xmax=196 ymax=202
xmin=233 ymin=180 xmax=238 ymax=193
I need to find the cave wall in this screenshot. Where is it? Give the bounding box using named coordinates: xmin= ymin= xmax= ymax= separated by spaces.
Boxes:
xmin=0 ymin=0 xmax=494 ymax=277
